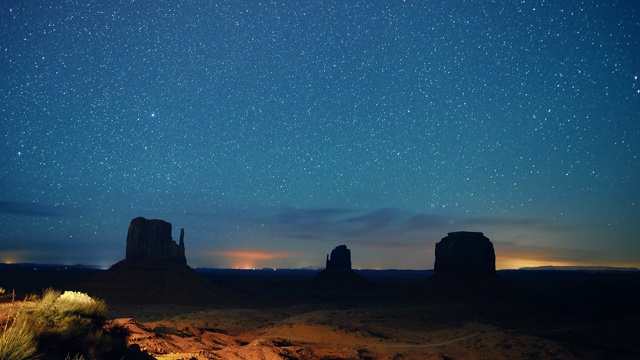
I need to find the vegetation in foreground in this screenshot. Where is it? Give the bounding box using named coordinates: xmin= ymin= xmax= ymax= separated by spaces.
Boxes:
xmin=0 ymin=288 xmax=37 ymax=360
xmin=0 ymin=288 xmax=131 ymax=360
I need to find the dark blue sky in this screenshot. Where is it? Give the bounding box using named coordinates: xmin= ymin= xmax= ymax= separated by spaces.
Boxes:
xmin=1 ymin=1 xmax=639 ymax=269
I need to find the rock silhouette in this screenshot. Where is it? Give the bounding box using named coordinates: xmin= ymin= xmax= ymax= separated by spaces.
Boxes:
xmin=77 ymin=217 xmax=241 ymax=305
xmin=313 ymin=245 xmax=371 ymax=288
xmin=423 ymin=231 xmax=512 ymax=298
xmin=325 ymin=245 xmax=352 ymax=271
xmin=434 ymin=231 xmax=495 ymax=276
xmin=126 ymin=217 xmax=186 ymax=264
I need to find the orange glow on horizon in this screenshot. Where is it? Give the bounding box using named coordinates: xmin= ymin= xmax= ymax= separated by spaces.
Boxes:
xmin=497 ymin=257 xmax=582 ymax=270
xmin=1 ymin=251 xmax=28 ymax=265
xmin=218 ymin=250 xmax=294 ymax=260
xmin=214 ymin=249 xmax=296 ymax=269
xmin=494 ymin=246 xmax=596 ymax=270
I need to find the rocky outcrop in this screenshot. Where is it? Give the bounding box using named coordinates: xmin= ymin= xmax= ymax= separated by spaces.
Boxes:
xmin=434 ymin=231 xmax=495 ymax=276
xmin=325 ymin=245 xmax=352 ymax=271
xmin=421 ymin=231 xmax=513 ymax=299
xmin=313 ymin=245 xmax=371 ymax=288
xmin=76 ymin=217 xmax=242 ymax=305
xmin=126 ymin=217 xmax=186 ymax=264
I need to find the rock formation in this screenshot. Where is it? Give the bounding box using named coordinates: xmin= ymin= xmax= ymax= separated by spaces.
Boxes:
xmin=125 ymin=217 xmax=186 ymax=264
xmin=434 ymin=231 xmax=495 ymax=276
xmin=76 ymin=217 xmax=242 ymax=305
xmin=325 ymin=245 xmax=352 ymax=271
xmin=422 ymin=231 xmax=512 ymax=298
xmin=313 ymin=245 xmax=371 ymax=288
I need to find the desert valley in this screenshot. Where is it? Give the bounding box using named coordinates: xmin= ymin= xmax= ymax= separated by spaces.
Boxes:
xmin=2 ymin=218 xmax=639 ymax=360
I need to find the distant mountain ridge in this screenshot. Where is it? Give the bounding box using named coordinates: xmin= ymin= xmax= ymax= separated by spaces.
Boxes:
xmin=519 ymin=265 xmax=640 ymax=272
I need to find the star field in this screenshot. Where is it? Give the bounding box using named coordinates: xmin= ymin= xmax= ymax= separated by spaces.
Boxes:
xmin=1 ymin=1 xmax=639 ymax=269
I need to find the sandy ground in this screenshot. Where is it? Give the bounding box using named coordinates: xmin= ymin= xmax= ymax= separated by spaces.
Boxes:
xmin=104 ymin=304 xmax=577 ymax=360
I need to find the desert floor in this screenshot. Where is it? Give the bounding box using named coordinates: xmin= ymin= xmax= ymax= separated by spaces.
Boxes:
xmin=2 ymin=266 xmax=639 ymax=360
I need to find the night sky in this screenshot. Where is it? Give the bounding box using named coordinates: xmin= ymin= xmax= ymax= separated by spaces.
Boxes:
xmin=1 ymin=1 xmax=639 ymax=270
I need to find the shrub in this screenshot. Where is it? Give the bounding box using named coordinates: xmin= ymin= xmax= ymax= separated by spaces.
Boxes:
xmin=22 ymin=289 xmax=129 ymax=359
xmin=25 ymin=289 xmax=113 ymax=358
xmin=56 ymin=291 xmax=107 ymax=319
xmin=1 ymin=289 xmax=131 ymax=359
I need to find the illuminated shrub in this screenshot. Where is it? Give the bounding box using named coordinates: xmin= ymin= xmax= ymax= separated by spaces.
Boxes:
xmin=18 ymin=289 xmax=126 ymax=359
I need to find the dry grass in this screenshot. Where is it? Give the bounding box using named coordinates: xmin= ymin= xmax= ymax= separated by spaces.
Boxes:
xmin=0 ymin=292 xmax=38 ymax=360
xmin=1 ymin=288 xmax=128 ymax=359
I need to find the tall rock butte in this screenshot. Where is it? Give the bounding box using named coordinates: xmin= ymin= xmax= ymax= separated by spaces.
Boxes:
xmin=314 ymin=245 xmax=371 ymax=288
xmin=76 ymin=217 xmax=242 ymax=305
xmin=125 ymin=216 xmax=186 ymax=264
xmin=325 ymin=245 xmax=352 ymax=271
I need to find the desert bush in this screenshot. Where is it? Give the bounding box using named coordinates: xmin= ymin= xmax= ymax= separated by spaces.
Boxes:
xmin=0 ymin=295 xmax=38 ymax=360
xmin=0 ymin=289 xmax=131 ymax=359
xmin=22 ymin=289 xmax=127 ymax=359
xmin=56 ymin=291 xmax=107 ymax=319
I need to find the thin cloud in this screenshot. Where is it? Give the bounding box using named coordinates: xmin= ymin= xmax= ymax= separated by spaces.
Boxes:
xmin=403 ymin=214 xmax=449 ymax=231
xmin=269 ymin=207 xmax=443 ymax=245
xmin=276 ymin=207 xmax=355 ymax=224
xmin=459 ymin=216 xmax=580 ymax=232
xmin=0 ymin=201 xmax=68 ymax=217
xmin=185 ymin=205 xmax=608 ymax=268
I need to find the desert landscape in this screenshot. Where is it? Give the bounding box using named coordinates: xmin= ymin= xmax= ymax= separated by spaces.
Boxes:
xmin=3 ymin=265 xmax=640 ymax=360
xmin=3 ymin=2 xmax=639 ymax=359
xmin=1 ymin=219 xmax=639 ymax=359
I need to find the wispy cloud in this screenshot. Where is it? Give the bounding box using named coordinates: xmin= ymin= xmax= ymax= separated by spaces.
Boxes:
xmin=271 ymin=207 xmax=450 ymax=244
xmin=459 ymin=216 xmax=578 ymax=232
xmin=186 ymin=205 xmax=607 ymax=268
xmin=272 ymin=206 xmax=569 ymax=242
xmin=0 ymin=201 xmax=68 ymax=217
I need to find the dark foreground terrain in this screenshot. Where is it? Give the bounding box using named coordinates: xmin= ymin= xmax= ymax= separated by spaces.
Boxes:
xmin=2 ymin=264 xmax=639 ymax=359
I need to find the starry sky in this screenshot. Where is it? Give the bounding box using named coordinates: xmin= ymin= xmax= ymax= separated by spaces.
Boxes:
xmin=1 ymin=1 xmax=639 ymax=270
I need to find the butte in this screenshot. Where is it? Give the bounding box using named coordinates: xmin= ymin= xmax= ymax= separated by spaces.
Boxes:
xmin=77 ymin=217 xmax=239 ymax=305
xmin=423 ymin=231 xmax=513 ymax=298
xmin=312 ymin=245 xmax=371 ymax=288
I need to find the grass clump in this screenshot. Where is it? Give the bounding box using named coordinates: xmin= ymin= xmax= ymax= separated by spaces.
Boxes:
xmin=26 ymin=289 xmax=122 ymax=359
xmin=0 ymin=289 xmax=132 ymax=359
xmin=0 ymin=293 xmax=38 ymax=360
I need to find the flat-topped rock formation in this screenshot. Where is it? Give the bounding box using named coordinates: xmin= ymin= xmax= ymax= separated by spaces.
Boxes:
xmin=434 ymin=231 xmax=495 ymax=276
xmin=77 ymin=217 xmax=242 ymax=305
xmin=313 ymin=245 xmax=371 ymax=288
xmin=422 ymin=231 xmax=512 ymax=298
